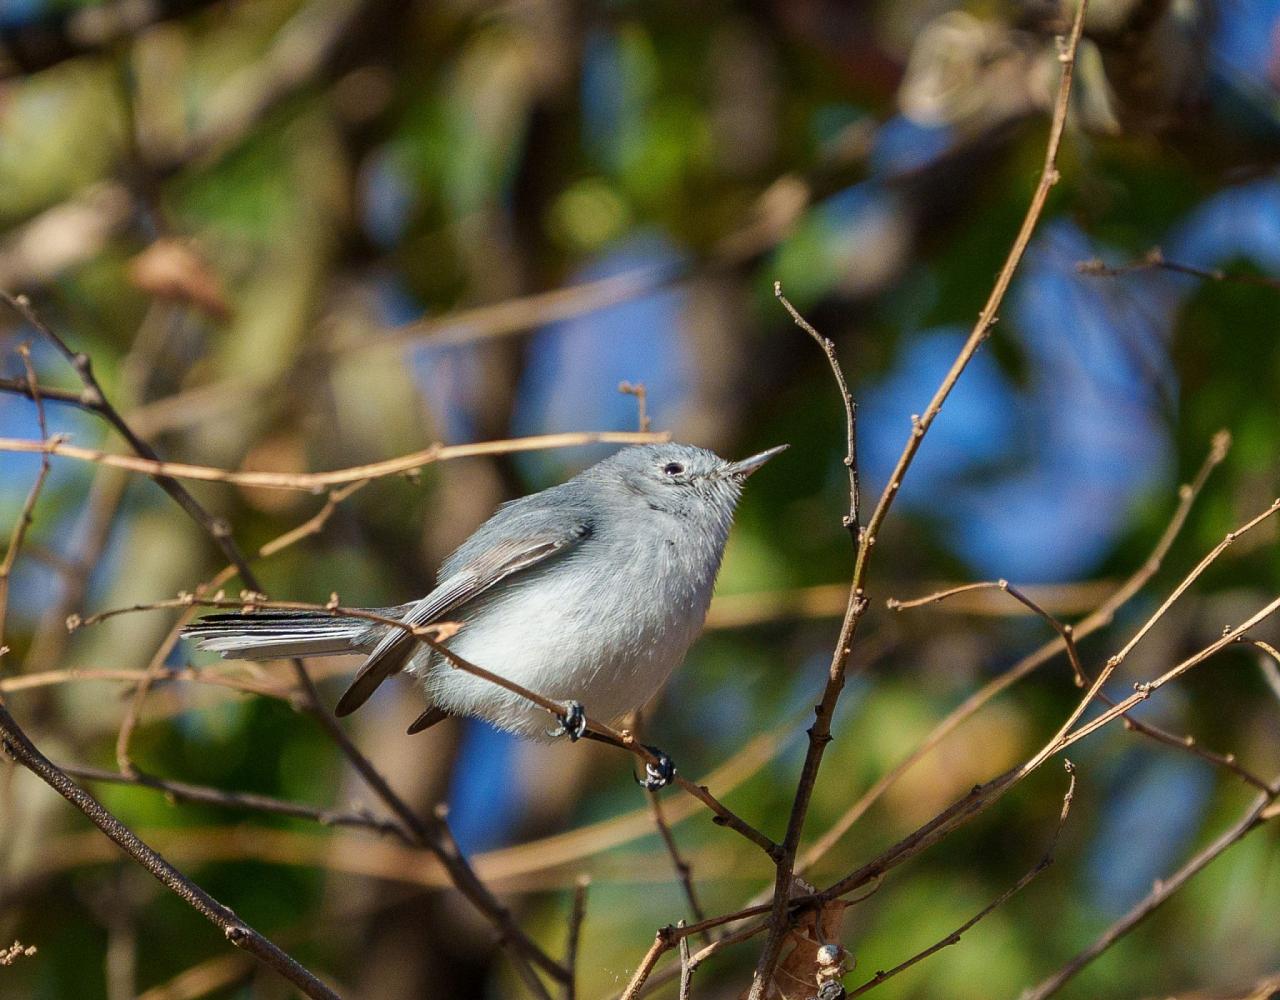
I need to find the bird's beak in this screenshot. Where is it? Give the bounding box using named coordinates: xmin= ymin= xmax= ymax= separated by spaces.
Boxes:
xmin=721 ymin=444 xmax=788 ymax=479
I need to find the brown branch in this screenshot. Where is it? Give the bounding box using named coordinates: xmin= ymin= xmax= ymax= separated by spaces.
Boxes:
xmin=564 ymin=876 xmax=589 ymax=1000
xmin=748 ymin=4 xmax=1090 ymax=992
xmin=617 ymin=916 xmax=775 ymax=1000
xmin=647 ymin=790 xmax=710 ymax=945
xmin=1107 ymin=498 xmax=1280 ymax=671
xmin=426 ymin=637 xmax=779 ymax=860
xmin=0 ymin=290 xmax=260 ymax=583
xmin=113 ymin=483 xmax=368 ymax=773
xmin=333 ymin=268 xmax=664 ymax=356
xmin=808 ymin=483 xmax=1280 ymax=913
xmin=816 ymin=588 xmax=1280 ymax=911
xmin=776 ymin=287 xmax=858 ymax=534
xmin=891 ymin=579 xmax=1274 ymax=790
xmin=78 ymin=589 xmax=778 ymax=863
xmin=1022 ymin=776 xmax=1280 ymax=999
xmin=9 ymin=670 xmax=793 ymax=889
xmin=0 ymin=703 xmax=340 ymax=1000
xmin=1246 ymin=639 xmax=1280 ymax=705
xmin=620 ymin=935 xmax=667 ymax=1000
xmin=891 ymin=579 xmax=1089 ymax=687
xmin=429 ymin=802 xmax=560 ymax=999
xmin=794 ymin=428 xmax=1227 ymax=876
xmin=706 ymin=579 xmax=1115 ymax=628
xmin=847 ymin=761 xmax=1077 ymax=998
xmin=0 ymin=429 xmax=669 ymax=491
xmin=0 ymin=662 xmax=316 ymax=701
xmin=1077 ymin=247 xmax=1280 ymax=292
xmin=61 ymin=763 xmax=406 ymax=840
xmin=1057 ymin=592 xmax=1280 ymax=753
xmin=677 ymin=922 xmax=693 ymax=1000
xmin=0 ymin=293 xmax=565 ymax=995
xmin=0 ymin=345 xmax=51 ymax=652
xmin=618 ymin=382 xmax=651 ymax=433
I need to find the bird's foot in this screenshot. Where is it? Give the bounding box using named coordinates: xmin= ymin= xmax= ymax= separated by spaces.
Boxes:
xmin=547 ymin=700 xmax=587 ymax=742
xmin=635 ymin=744 xmax=676 ymax=790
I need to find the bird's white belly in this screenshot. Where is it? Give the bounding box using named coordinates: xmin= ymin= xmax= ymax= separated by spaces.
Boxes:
xmin=410 ymin=550 xmax=712 ymax=738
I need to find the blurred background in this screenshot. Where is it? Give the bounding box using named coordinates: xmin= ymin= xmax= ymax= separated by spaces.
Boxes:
xmin=1 ymin=0 xmax=1279 ymax=997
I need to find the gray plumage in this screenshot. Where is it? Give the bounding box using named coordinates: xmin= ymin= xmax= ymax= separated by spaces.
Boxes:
xmin=183 ymin=442 xmax=785 ymax=739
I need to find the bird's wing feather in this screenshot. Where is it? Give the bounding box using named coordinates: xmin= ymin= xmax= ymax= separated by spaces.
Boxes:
xmin=334 ymin=510 xmax=592 ymax=716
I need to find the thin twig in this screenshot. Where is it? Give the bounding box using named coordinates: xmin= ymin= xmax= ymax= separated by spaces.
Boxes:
xmin=425 ymin=639 xmax=779 ymax=859
xmin=891 ymin=578 xmax=1089 ymax=686
xmin=618 ymin=382 xmax=651 ymax=433
xmin=794 ymin=430 xmax=1229 ymax=874
xmin=775 ymin=287 xmax=858 ymax=535
xmin=0 ymin=294 xmax=565 ymax=994
xmin=0 ymin=429 xmax=668 ymax=491
xmin=0 ymin=346 xmax=52 ymax=652
xmin=677 ymin=922 xmax=693 ymax=1000
xmin=616 ymin=917 xmax=775 ymax=1000
xmin=1107 ymin=498 xmax=1280 ymax=670
xmin=0 ymin=704 xmax=340 ymax=1000
xmin=564 ymin=876 xmax=589 ymax=1000
xmin=647 ymin=790 xmax=711 ymax=943
xmin=80 ymin=587 xmax=778 ymax=862
xmin=817 ymin=589 xmax=1280 ymax=909
xmin=0 ymin=290 xmax=260 ymax=582
xmin=1077 ymin=247 xmax=1280 ymax=292
xmin=810 ymin=486 xmax=1280 ymax=915
xmin=1246 ymin=639 xmax=1280 ymax=705
xmin=61 ymin=764 xmax=406 ymax=839
xmin=1021 ymin=775 xmax=1280 ymax=999
xmin=749 ymin=5 xmax=1090 ymax=992
xmin=846 ymin=762 xmax=1077 ymax=997
xmin=891 ymin=579 xmax=1273 ymax=791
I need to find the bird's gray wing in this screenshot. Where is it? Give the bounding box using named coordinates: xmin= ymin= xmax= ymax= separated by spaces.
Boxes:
xmin=334 ymin=506 xmax=592 ymax=717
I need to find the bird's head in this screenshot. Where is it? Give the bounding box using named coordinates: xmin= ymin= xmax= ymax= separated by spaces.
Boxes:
xmin=591 ymin=441 xmax=787 ymax=526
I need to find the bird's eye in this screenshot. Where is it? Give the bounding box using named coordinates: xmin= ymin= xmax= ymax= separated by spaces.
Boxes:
xmin=662 ymin=462 xmax=684 ymax=476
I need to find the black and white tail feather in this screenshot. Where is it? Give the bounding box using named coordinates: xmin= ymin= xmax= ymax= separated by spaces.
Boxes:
xmin=183 ymin=610 xmax=382 ymax=662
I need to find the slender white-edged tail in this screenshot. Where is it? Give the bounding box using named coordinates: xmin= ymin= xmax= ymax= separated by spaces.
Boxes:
xmin=182 ymin=611 xmax=370 ymax=660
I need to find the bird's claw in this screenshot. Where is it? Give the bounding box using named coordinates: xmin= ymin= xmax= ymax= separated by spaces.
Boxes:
xmin=547 ymin=700 xmax=587 ymax=742
xmin=635 ymin=744 xmax=676 ymax=790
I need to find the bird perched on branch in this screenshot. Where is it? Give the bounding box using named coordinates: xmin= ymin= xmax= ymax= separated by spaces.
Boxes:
xmin=183 ymin=442 xmax=786 ymax=788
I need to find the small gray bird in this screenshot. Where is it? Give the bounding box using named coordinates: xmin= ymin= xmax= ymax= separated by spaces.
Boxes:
xmin=183 ymin=442 xmax=785 ymax=786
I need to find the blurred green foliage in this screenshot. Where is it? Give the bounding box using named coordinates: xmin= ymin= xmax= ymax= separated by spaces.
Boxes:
xmin=1 ymin=1 xmax=1279 ymax=998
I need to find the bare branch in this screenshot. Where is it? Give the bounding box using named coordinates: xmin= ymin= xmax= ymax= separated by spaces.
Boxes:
xmin=1021 ymin=777 xmax=1280 ymax=999
xmin=1108 ymin=499 xmax=1280 ymax=671
xmin=891 ymin=579 xmax=1273 ymax=790
xmin=564 ymin=876 xmax=589 ymax=1000
xmin=618 ymin=381 xmax=651 ymax=433
xmin=847 ymin=762 xmax=1077 ymax=997
xmin=647 ymin=790 xmax=710 ymax=945
xmin=0 ymin=704 xmax=339 ymax=1000
xmin=61 ymin=763 xmax=406 ymax=839
xmin=77 ymin=588 xmax=779 ymax=862
xmin=796 ymin=430 xmax=1229 ymax=873
xmin=1246 ymin=639 xmax=1280 ymax=705
xmin=678 ymin=922 xmax=693 ymax=1000
xmin=0 ymin=345 xmax=51 ymax=652
xmin=775 ymin=286 xmax=859 ymax=534
xmin=1078 ymin=247 xmax=1280 ymax=292
xmin=0 ymin=430 xmax=669 ymax=492
xmin=748 ymin=3 xmax=1091 ymax=992
xmin=0 ymin=294 xmax=566 ymax=993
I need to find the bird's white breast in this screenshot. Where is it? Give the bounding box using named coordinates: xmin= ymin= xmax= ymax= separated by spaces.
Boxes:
xmin=412 ymin=527 xmax=722 ymax=738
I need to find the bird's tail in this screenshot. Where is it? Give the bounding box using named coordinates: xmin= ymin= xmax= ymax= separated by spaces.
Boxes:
xmin=182 ymin=611 xmax=369 ymax=660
